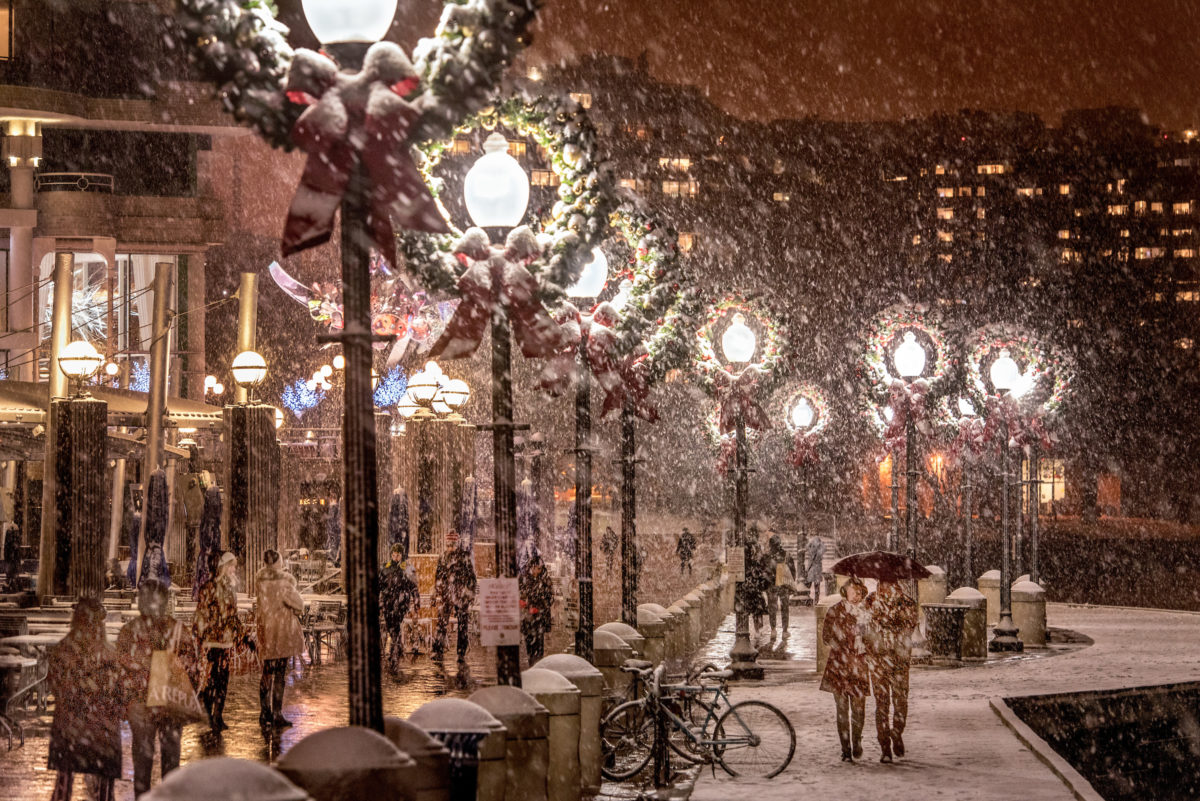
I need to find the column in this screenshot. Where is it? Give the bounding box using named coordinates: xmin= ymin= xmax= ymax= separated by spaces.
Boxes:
xmin=225 ymin=403 xmax=280 ymax=595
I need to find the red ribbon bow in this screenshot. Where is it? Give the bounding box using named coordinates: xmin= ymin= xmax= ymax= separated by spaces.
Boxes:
xmin=428 ymin=228 xmax=569 ymax=361
xmin=715 ymin=438 xmax=737 ymax=475
xmin=949 ymin=414 xmax=988 ymax=468
xmin=787 ymin=430 xmax=820 ymax=468
xmin=604 ymin=352 xmax=658 ymax=423
xmin=716 ymin=367 xmax=772 ymax=435
xmin=281 ymin=43 xmax=449 ymax=267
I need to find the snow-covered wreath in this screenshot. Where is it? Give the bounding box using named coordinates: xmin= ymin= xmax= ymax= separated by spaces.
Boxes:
xmin=964 ymin=324 xmax=1071 ymax=417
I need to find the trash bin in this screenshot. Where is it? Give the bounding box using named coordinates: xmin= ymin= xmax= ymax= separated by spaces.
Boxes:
xmin=1011 ymin=580 xmax=1047 ymax=647
xmin=592 ymin=629 xmax=634 ymax=699
xmin=531 ymin=654 xmax=605 ymax=794
xmin=922 ymin=604 xmax=966 ymax=664
xmin=144 ymin=757 xmax=310 ymax=801
xmin=469 ymin=686 xmax=550 ymax=801
xmin=522 ymin=669 xmax=582 ymax=801
xmin=385 ymin=716 xmax=452 ymax=801
xmin=277 ymin=726 xmax=417 ymax=801
xmin=409 ymin=697 xmax=507 ymax=801
xmin=978 ymin=570 xmax=1001 ymax=625
xmin=944 ymin=586 xmax=988 ymax=662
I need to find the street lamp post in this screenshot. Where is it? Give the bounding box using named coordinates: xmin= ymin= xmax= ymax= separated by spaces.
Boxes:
xmin=989 ymin=349 xmax=1023 ymax=652
xmin=301 ymin=0 xmax=399 ymax=732
xmin=894 ymin=332 xmax=927 ymax=560
xmin=463 ymin=131 xmax=531 ymax=686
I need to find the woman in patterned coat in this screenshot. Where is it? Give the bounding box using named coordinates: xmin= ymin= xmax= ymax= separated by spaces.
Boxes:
xmin=820 ymin=577 xmax=872 ymax=762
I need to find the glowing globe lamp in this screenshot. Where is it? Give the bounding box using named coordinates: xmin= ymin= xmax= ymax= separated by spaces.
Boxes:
xmin=463 ymin=133 xmax=530 ymax=229
xmin=231 ymin=350 xmax=267 ymax=389
xmin=990 ymin=349 xmax=1020 ymax=394
xmin=442 ymin=378 xmax=470 ymax=410
xmin=398 ymin=393 xmax=420 ymax=419
xmin=894 ymin=331 xmax=926 ymax=379
xmin=302 ymin=0 xmax=397 ymax=44
xmin=721 ymin=313 xmax=756 ymax=364
xmin=58 ymin=339 xmax=103 ymax=380
xmin=567 ymin=248 xmax=609 ymax=299
xmin=790 ymin=397 xmax=815 ymax=430
xmin=408 ymin=369 xmax=440 ymax=406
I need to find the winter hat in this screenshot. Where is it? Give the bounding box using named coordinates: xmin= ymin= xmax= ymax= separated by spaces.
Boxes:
xmin=839 ymin=576 xmax=867 ymax=598
xmin=218 ymin=551 xmax=236 ymax=569
xmin=445 ymin=531 xmax=460 ymax=546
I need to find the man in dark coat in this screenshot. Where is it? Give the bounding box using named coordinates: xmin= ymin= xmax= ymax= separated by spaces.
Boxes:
xmin=519 ymin=548 xmax=553 ymax=663
xmin=600 ymin=526 xmax=618 ymax=572
xmin=380 ymin=543 xmax=420 ymax=666
xmin=433 ymin=530 xmax=477 ymax=663
xmin=736 ymin=539 xmax=770 ymax=635
xmin=676 ymin=527 xmax=697 ymax=576
xmin=820 ymin=577 xmax=871 ymax=762
xmin=867 ymin=580 xmax=919 ymax=762
xmin=764 ymin=533 xmax=797 ymax=635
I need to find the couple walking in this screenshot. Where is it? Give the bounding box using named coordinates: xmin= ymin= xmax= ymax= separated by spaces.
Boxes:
xmin=820 ymin=577 xmax=918 ymax=764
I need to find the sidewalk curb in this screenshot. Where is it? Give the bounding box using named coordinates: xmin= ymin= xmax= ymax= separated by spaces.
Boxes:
xmin=1053 ymin=601 xmax=1200 ymax=617
xmin=988 ymin=697 xmax=1106 ymax=801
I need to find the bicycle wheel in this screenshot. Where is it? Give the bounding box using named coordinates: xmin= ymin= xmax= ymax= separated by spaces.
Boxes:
xmin=713 ymin=701 xmax=796 ymax=778
xmin=666 ymin=697 xmax=716 ymax=764
xmin=600 ymin=700 xmax=655 ymax=780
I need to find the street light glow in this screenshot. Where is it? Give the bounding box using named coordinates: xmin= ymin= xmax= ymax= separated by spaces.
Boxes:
xmin=721 ymin=313 xmax=757 ymax=363
xmin=990 ymin=348 xmax=1020 ymax=393
xmin=463 ymin=132 xmax=530 ymax=229
xmin=790 ymin=396 xmax=815 ymax=430
xmin=231 ymin=350 xmax=267 ymax=389
xmin=301 ymin=0 xmax=397 ymax=44
xmin=894 ymin=331 xmax=927 ymax=379
xmin=442 ymin=378 xmax=470 ymax=410
xmin=57 ymin=339 xmax=103 ymax=379
xmin=567 ymin=248 xmax=609 ymax=298
xmin=333 ymin=354 xmax=345 ymax=370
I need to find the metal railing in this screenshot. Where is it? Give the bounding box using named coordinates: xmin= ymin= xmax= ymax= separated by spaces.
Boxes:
xmin=35 ymin=172 xmax=115 ymax=193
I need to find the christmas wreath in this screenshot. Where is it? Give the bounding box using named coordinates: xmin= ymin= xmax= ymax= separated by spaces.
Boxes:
xmin=860 ymin=304 xmax=952 ymax=403
xmin=963 ymin=324 xmax=1071 ymax=417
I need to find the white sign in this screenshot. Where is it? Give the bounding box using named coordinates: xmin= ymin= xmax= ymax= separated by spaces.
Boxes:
xmin=478 ymin=578 xmax=521 ymax=647
xmin=728 ymin=546 xmax=745 ymax=582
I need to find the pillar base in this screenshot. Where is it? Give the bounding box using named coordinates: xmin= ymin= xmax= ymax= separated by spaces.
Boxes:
xmin=989 ymin=614 xmax=1024 ymax=652
xmin=729 ymin=632 xmax=763 ymax=680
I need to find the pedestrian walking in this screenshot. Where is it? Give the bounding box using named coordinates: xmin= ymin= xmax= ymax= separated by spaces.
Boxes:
xmin=46 ymin=597 xmax=131 ymax=801
xmin=676 ymin=527 xmax=697 ymax=576
xmin=820 ymin=577 xmax=871 ymax=762
xmin=193 ymin=551 xmax=248 ymax=734
xmin=520 ymin=547 xmax=553 ymax=663
xmin=117 ymin=580 xmax=199 ymax=797
xmin=433 ymin=530 xmax=477 ymax=663
xmin=380 ymin=543 xmax=420 ymax=666
xmin=254 ymin=549 xmax=305 ymax=731
xmin=738 ymin=539 xmax=770 ymax=636
xmin=867 ymin=580 xmax=919 ymax=762
xmin=804 ymin=533 xmax=826 ymax=604
xmin=600 ymin=526 xmax=618 ymax=572
xmin=764 ymin=533 xmax=798 ymax=636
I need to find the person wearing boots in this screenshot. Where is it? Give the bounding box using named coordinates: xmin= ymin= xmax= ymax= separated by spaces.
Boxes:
xmin=820 ymin=577 xmax=871 ymax=762
xmin=519 ymin=547 xmax=553 ymax=663
xmin=433 ymin=531 xmax=477 ymax=663
xmin=764 ymin=533 xmax=797 ymax=636
xmin=380 ymin=543 xmax=421 ymax=667
xmin=254 ymin=549 xmax=305 ymax=731
xmin=867 ymin=580 xmax=919 ymax=762
xmin=193 ymin=551 xmax=247 ymax=734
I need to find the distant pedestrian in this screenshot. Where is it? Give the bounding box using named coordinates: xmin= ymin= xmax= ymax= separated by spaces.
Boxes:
xmin=381 ymin=543 xmax=421 ymax=666
xmin=738 ymin=540 xmax=770 ymax=635
xmin=600 ymin=526 xmax=618 ymax=572
xmin=117 ymin=580 xmax=198 ymax=797
xmin=194 ymin=551 xmax=247 ymax=734
xmin=867 ymin=580 xmax=919 ymax=762
xmin=46 ymin=598 xmax=131 ymax=801
xmin=820 ymin=577 xmax=871 ymax=762
xmin=764 ymin=534 xmax=797 ymax=636
xmin=433 ymin=531 xmax=477 ymax=663
xmin=676 ymin=527 xmax=697 ymax=576
xmin=804 ymin=534 xmax=826 ymax=604
xmin=254 ymin=549 xmax=305 ymax=731
xmin=520 ymin=547 xmax=553 ymax=663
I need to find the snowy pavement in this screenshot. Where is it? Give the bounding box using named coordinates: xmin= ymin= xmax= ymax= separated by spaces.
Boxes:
xmin=690 ymin=603 xmax=1200 ymax=800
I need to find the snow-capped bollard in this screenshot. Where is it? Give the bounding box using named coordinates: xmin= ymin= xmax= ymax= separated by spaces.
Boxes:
xmin=636 ymin=605 xmax=666 ymax=665
xmin=522 ymin=669 xmax=582 ymax=801
xmin=683 ymin=591 xmax=705 ymax=646
xmin=597 ymin=621 xmax=645 ymax=658
xmin=144 ymin=757 xmax=310 ymax=801
xmin=277 ymin=727 xmax=417 ymax=801
xmin=385 ymin=717 xmax=452 ymax=801
xmin=1011 ymin=580 xmax=1047 ymax=647
xmin=815 ymin=594 xmax=841 ymax=674
xmin=695 ymin=582 xmax=717 ymax=634
xmin=978 ymin=570 xmax=1002 ymax=625
xmin=592 ymin=629 xmax=634 ymax=699
xmin=944 ymin=586 xmax=988 ymax=662
xmin=918 ymin=565 xmax=947 ymax=607
xmin=468 ymin=686 xmax=550 ymax=801
xmin=531 ymin=654 xmax=605 ymax=794
xmin=666 ymin=602 xmax=690 ymax=657
xmin=409 ymin=698 xmax=507 ymax=801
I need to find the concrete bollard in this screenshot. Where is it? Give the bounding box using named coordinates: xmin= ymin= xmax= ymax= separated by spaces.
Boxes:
xmin=944 ymin=586 xmax=988 ymax=663
xmin=695 ymin=582 xmax=717 ymax=634
xmin=521 ymin=669 xmax=582 ymax=801
xmin=815 ymin=594 xmax=841 ymax=674
xmin=596 ymin=621 xmax=645 ymax=658
xmin=918 ymin=565 xmax=947 ymax=607
xmin=384 ymin=717 xmax=452 ymax=801
xmin=1011 ymin=580 xmax=1047 ymax=647
xmin=277 ymin=727 xmax=417 ymax=801
xmin=469 ymin=686 xmax=550 ymax=801
xmin=592 ymin=630 xmax=634 ymax=700
xmin=409 ymin=698 xmax=508 ymax=801
xmin=978 ymin=570 xmax=1001 ymax=625
xmin=683 ymin=591 xmax=705 ymax=647
xmin=666 ymin=602 xmax=689 ymax=657
xmin=144 ymin=757 xmax=310 ymax=801
xmin=636 ymin=605 xmax=667 ymax=665
xmin=531 ymin=654 xmax=605 ymax=795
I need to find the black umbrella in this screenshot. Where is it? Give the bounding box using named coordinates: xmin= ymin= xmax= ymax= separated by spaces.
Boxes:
xmin=830 ymin=550 xmax=931 ymax=582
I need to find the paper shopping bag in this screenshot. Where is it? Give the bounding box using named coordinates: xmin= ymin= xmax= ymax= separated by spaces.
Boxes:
xmin=146 ymin=623 xmax=205 ymax=722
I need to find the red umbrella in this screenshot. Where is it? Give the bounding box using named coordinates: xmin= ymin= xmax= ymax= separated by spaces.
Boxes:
xmin=830 ymin=550 xmax=931 ymax=582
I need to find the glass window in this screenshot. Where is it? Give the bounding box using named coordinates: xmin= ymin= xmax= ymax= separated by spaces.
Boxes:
xmin=1059 ymin=183 xmax=1071 ymax=195
xmin=568 ymin=92 xmax=592 ymax=109
xmin=976 ymin=164 xmax=1006 ymax=175
xmin=936 ymin=207 xmax=954 ymax=220
xmin=451 ymin=139 xmax=471 ymax=156
xmin=1108 ymin=205 xmax=1129 ymax=215
xmin=1151 ymin=202 xmax=1164 ymax=213
xmin=1134 ymin=200 xmax=1147 ymax=214
xmin=772 ymin=191 xmax=790 ymax=202
xmin=1017 ymin=187 xmax=1035 ymax=197
xmin=0 ymin=248 xmax=7 ymax=331
xmin=530 ymin=169 xmax=558 ymax=187
xmin=1057 ymin=229 xmax=1071 ymax=240
xmin=936 ymin=187 xmax=954 ymax=198
xmin=0 ymin=1 xmax=11 ymax=61
xmin=937 ymin=230 xmax=953 ymax=243
xmin=677 ymin=233 xmax=696 ymax=252
xmin=506 ymin=141 xmax=526 ymax=159
xmin=1173 ymin=201 xmax=1192 ymax=215
xmin=1175 ymin=249 xmax=1195 ymax=259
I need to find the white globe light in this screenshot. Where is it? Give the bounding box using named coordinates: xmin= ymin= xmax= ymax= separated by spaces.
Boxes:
xmin=306 ymin=379 xmax=318 ymax=392
xmin=463 ymin=132 xmax=530 ymax=229
xmin=442 ymin=378 xmax=470 ymax=410
xmin=204 ymin=374 xmax=217 ymax=389
xmin=58 ymin=339 xmax=103 ymax=379
xmin=790 ymin=397 xmax=815 ymax=430
xmin=610 ymin=278 xmax=633 ymax=312
xmin=990 ymin=349 xmax=1021 ymax=393
xmin=213 ymin=383 xmax=225 ymax=395
xmin=431 ymin=390 xmax=452 ymax=416
xmin=231 ymin=350 xmax=267 ymax=388
xmin=332 ymin=354 xmax=345 ymax=370
xmin=302 ymin=0 xmax=397 ymax=44
xmin=424 ymin=360 xmax=443 ymax=377
xmin=567 ymin=248 xmax=609 ymax=298
xmin=398 ymin=393 xmax=420 ymax=419
xmin=104 ymin=361 xmax=119 ymax=377
xmin=893 ymin=331 xmax=927 ymax=379
xmin=408 ymin=369 xmax=440 ymax=405
xmin=958 ymin=397 xmax=977 ymax=416
xmin=720 ymin=313 xmax=757 ymax=363
xmin=274 ymin=408 xmax=284 ymax=429
xmin=320 ymin=364 xmax=333 ymax=378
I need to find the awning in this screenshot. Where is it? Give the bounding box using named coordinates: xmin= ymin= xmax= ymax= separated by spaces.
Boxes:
xmin=0 ymin=380 xmax=225 ymax=429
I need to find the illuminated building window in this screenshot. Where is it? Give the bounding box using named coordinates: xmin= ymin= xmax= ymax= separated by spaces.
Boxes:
xmin=976 ymin=163 xmax=1006 ymax=175
xmin=1120 ymin=229 xmax=1131 ymax=237
xmin=937 ymin=230 xmax=953 ymax=243
xmin=569 ymin=92 xmax=592 ymax=108
xmin=1060 ymin=249 xmax=1080 ymax=263
xmin=1017 ymin=187 xmax=1035 ymax=197
xmin=936 ymin=187 xmax=955 ymax=198
xmin=976 ymin=186 xmax=986 ymax=197
xmin=1173 ymin=228 xmax=1194 ymax=236
xmin=451 ymin=139 xmax=472 ymax=156
xmin=1176 ymin=292 xmax=1199 ymax=303
xmin=0 ymin=2 xmax=10 ymax=61
xmin=618 ymin=178 xmax=649 ymax=192
xmin=938 ymin=254 xmax=953 ymax=262
xmin=506 ymin=140 xmax=527 ymax=158
xmin=530 ymin=169 xmax=559 ymax=187
xmin=1174 ymin=201 xmax=1192 ymax=214
xmin=1175 ymin=249 xmax=1195 ymax=258
xmin=1057 ymin=229 xmax=1071 ymax=240
xmin=772 ymin=191 xmax=790 ymax=202
xmin=1178 ymin=338 xmax=1196 ymax=349
xmin=1116 ymin=178 xmax=1127 ymax=193
xmin=658 ymin=157 xmax=691 ymax=171
xmin=936 ymin=207 xmax=954 ymax=220
xmin=959 ymin=187 xmax=972 ymax=197
xmin=912 ymin=235 xmax=922 ymax=245
xmin=663 ymin=180 xmax=698 ymax=197
xmin=935 ymin=165 xmax=946 ymax=175
xmin=1175 ymin=158 xmax=1194 ymax=167
xmin=623 ymin=125 xmax=653 ymax=140
xmin=1134 ymin=200 xmax=1147 ymax=214
xmin=887 ymin=175 xmax=909 ymax=182
xmin=678 ymin=232 xmax=696 ymax=252
xmin=1135 ymin=247 xmax=1165 ymax=259
xmin=976 ymin=207 xmax=986 ymax=220
xmin=1059 ymin=183 xmax=1071 ymax=195
xmin=1151 ymin=202 xmax=1164 ymax=213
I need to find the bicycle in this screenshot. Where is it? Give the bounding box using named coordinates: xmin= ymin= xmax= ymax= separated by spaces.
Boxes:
xmin=600 ymin=663 xmax=795 ymax=780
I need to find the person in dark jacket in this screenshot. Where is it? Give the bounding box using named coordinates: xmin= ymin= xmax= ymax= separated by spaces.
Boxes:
xmin=737 ymin=539 xmax=770 ymax=635
xmin=867 ymin=580 xmax=919 ymax=762
xmin=764 ymin=533 xmax=797 ymax=635
xmin=600 ymin=526 xmax=618 ymax=572
xmin=820 ymin=577 xmax=872 ymax=762
xmin=117 ymin=580 xmax=198 ymax=797
xmin=519 ymin=547 xmax=553 ymax=663
xmin=46 ymin=597 xmax=131 ymax=801
xmin=380 ymin=543 xmax=421 ymax=667
xmin=433 ymin=531 xmax=476 ymax=663
xmin=676 ymin=527 xmax=697 ymax=576
xmin=193 ymin=551 xmax=247 ymax=734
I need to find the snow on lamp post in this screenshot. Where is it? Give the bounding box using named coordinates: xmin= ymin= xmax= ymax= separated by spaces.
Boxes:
xmin=988 ymin=349 xmax=1024 ymax=653
xmin=892 ymin=331 xmax=927 ymax=561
